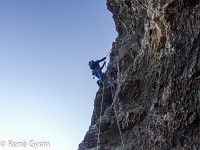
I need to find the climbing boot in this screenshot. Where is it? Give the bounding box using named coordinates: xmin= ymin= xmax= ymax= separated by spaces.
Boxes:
xmin=97 ymin=81 xmax=103 ymax=87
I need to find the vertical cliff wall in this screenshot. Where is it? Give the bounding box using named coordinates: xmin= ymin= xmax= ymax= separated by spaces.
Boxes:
xmin=79 ymin=0 xmax=200 ymax=149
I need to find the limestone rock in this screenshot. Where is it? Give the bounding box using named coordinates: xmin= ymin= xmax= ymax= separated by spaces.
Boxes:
xmin=79 ymin=0 xmax=200 ymax=149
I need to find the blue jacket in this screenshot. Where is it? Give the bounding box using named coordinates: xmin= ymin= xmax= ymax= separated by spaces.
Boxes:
xmin=89 ymin=57 xmax=106 ymax=70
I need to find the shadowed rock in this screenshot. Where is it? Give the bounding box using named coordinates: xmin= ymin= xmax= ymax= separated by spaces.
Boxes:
xmin=79 ymin=0 xmax=200 ymax=149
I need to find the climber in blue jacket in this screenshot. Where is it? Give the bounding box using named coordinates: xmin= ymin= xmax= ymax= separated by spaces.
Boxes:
xmin=89 ymin=57 xmax=106 ymax=86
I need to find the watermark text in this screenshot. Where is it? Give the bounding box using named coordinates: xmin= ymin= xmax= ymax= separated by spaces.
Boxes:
xmin=0 ymin=140 xmax=50 ymax=149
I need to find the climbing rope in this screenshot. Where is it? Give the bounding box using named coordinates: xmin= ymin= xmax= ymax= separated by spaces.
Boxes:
xmin=111 ymin=85 xmax=126 ymax=150
xmin=104 ymin=49 xmax=111 ymax=68
xmin=97 ymin=84 xmax=105 ymax=150
xmin=96 ymin=49 xmax=126 ymax=150
xmin=106 ymin=49 xmax=112 ymax=58
xmin=113 ymin=101 xmax=126 ymax=150
xmin=96 ymin=82 xmax=126 ymax=150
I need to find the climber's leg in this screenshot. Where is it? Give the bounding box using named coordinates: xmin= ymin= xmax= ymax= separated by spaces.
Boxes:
xmin=97 ymin=71 xmax=104 ymax=84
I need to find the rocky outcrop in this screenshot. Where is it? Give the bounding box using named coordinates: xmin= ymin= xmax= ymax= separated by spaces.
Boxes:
xmin=79 ymin=0 xmax=200 ymax=149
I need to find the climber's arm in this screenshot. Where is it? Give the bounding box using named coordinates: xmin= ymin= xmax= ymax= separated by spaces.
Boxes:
xmin=100 ymin=61 xmax=106 ymax=70
xmin=95 ymin=57 xmax=106 ymax=64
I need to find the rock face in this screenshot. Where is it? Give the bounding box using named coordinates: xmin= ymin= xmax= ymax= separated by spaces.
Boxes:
xmin=79 ymin=0 xmax=200 ymax=149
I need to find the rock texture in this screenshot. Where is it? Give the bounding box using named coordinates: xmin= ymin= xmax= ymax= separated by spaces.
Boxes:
xmin=79 ymin=0 xmax=200 ymax=149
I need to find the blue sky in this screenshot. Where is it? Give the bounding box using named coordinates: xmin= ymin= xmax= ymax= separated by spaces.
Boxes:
xmin=0 ymin=0 xmax=116 ymax=150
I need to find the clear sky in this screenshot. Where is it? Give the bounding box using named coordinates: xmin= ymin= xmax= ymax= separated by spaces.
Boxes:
xmin=0 ymin=0 xmax=117 ymax=150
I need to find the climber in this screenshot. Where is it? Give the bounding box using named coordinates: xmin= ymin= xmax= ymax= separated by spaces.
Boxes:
xmin=89 ymin=57 xmax=106 ymax=86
